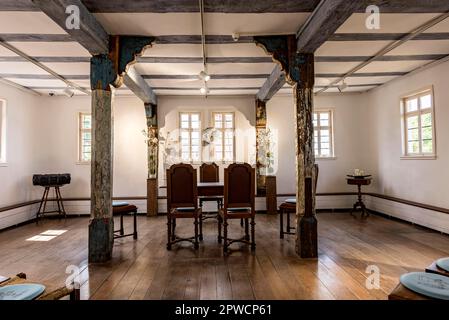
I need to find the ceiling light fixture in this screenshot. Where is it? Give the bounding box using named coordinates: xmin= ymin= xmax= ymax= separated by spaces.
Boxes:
xmin=200 ymin=86 xmax=209 ymax=95
xmin=338 ymin=80 xmax=348 ymax=93
xmin=199 ymin=70 xmax=211 ymax=82
xmin=63 ymin=86 xmax=75 ymax=98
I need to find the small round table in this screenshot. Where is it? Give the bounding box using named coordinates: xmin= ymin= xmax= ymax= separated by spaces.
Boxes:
xmin=346 ymin=176 xmax=372 ymax=218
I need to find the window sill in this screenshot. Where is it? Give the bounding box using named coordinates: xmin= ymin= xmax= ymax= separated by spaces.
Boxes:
xmin=316 ymin=156 xmax=337 ymax=161
xmin=76 ymin=161 xmax=91 ymax=165
xmin=0 ymin=162 xmax=8 ymax=167
xmin=400 ymin=155 xmax=437 ymax=160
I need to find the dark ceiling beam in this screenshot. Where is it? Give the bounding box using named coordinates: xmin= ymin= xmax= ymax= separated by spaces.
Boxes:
xmin=31 ymin=0 xmax=156 ymax=104
xmin=2 ymin=32 xmax=449 ymax=43
xmin=31 ymin=0 xmax=109 ymax=55
xmin=3 ymin=0 xmax=449 ymax=13
xmin=137 ymin=56 xmax=274 ymax=63
xmin=0 ymin=72 xmax=408 ymax=80
xmin=123 ymin=67 xmax=157 ymax=104
xmin=296 ymin=0 xmax=364 ymax=52
xmin=256 ymin=0 xmax=361 ymax=101
xmin=256 ymin=65 xmax=286 ymax=102
xmin=0 ymin=54 xmax=446 ymax=64
xmin=316 ymin=72 xmax=407 ymax=78
xmin=316 ymin=54 xmax=448 ymax=62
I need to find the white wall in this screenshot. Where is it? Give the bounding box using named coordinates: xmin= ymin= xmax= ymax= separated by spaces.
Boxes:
xmin=267 ymin=93 xmax=376 ymax=195
xmin=0 ymin=83 xmax=45 ymax=228
xmin=367 ymin=60 xmax=449 ymax=209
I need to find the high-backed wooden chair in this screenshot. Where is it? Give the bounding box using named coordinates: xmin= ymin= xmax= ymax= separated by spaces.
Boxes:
xmin=218 ymin=163 xmax=256 ymax=253
xmin=199 ymin=162 xmax=223 ymax=220
xmin=166 ymin=164 xmax=202 ymax=250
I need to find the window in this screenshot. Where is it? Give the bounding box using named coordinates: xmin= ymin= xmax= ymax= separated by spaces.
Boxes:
xmin=212 ymin=112 xmax=235 ymax=162
xmin=0 ymin=99 xmax=6 ymax=164
xmin=401 ymin=89 xmax=435 ymax=158
xmin=78 ymin=113 xmax=92 ymax=163
xmin=179 ymin=112 xmax=201 ymax=162
xmin=313 ymin=110 xmax=334 ymax=158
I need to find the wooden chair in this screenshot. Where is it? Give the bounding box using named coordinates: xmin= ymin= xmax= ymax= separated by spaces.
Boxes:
xmin=166 ymin=164 xmax=202 ymax=250
xmin=218 ymin=163 xmax=256 ymax=253
xmin=279 ymin=164 xmax=319 ymax=238
xmin=199 ymin=162 xmax=223 ymax=221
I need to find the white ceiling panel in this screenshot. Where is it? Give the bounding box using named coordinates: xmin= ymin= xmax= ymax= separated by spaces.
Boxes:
xmin=43 ymin=63 xmax=90 ymax=75
xmin=0 ymin=62 xmax=48 ymax=74
xmin=336 ymin=13 xmax=439 ymax=34
xmin=316 ymin=41 xmax=393 ymax=56
xmin=387 ymin=40 xmax=449 ymax=55
xmin=207 ymin=63 xmax=274 ymax=74
xmin=95 ymin=12 xmax=309 ymax=36
xmin=315 ymin=62 xmax=360 ymax=74
xmin=7 ymin=42 xmax=90 ymax=57
xmin=136 ymin=63 xmax=203 ymax=75
xmin=357 ymin=60 xmax=429 ymax=73
xmin=7 ymin=78 xmax=66 ymax=87
xmin=0 ymin=12 xmax=66 ymax=34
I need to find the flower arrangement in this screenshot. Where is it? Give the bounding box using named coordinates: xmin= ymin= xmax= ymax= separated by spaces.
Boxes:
xmin=142 ymin=128 xmax=159 ymax=178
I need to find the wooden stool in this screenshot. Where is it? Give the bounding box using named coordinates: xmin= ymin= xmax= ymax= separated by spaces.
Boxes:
xmin=279 ymin=200 xmax=296 ymax=239
xmin=113 ymin=203 xmax=138 ymax=240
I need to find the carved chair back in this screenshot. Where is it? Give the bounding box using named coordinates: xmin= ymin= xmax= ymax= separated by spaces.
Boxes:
xmin=224 ymin=163 xmax=255 ymax=211
xmin=200 ymin=162 xmax=219 ymax=183
xmin=166 ymin=164 xmax=198 ymax=210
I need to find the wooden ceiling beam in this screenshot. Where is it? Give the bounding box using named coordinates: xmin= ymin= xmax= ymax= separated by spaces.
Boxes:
xmin=3 ymin=0 xmax=449 ymax=13
xmin=31 ymin=0 xmax=156 ymax=104
xmin=255 ymin=0 xmax=361 ymax=101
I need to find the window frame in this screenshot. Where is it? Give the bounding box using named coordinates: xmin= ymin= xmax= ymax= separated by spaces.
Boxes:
xmin=178 ymin=111 xmax=202 ymax=163
xmin=211 ymin=111 xmax=236 ymax=163
xmin=400 ymin=86 xmax=436 ymax=160
xmin=0 ymin=99 xmax=6 ymax=166
xmin=78 ymin=112 xmax=92 ymax=164
xmin=313 ymin=109 xmax=335 ymax=159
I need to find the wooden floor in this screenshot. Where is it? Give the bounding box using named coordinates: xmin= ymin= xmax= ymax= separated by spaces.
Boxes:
xmin=0 ymin=212 xmax=448 ymax=300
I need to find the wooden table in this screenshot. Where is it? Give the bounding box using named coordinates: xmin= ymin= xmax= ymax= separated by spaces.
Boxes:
xmin=347 ymin=177 xmax=372 ymax=218
xmin=197 ymin=182 xmax=224 ymax=197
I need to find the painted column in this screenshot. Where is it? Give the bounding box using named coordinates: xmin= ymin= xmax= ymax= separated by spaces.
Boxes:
xmin=294 ymin=53 xmax=318 ymax=258
xmin=89 ymin=56 xmax=116 ymax=263
xmin=145 ymin=103 xmax=158 ymax=216
xmin=255 ymin=99 xmax=268 ymax=196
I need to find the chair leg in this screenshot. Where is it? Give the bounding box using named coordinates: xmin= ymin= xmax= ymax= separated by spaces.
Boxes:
xmin=133 ymin=210 xmax=138 ymax=239
xmin=250 ymin=217 xmax=256 ymax=251
xmin=223 ymin=219 xmax=228 ymax=253
xmin=199 ymin=213 xmax=203 ymax=241
xmin=240 ymin=218 xmax=244 ymax=227
xmin=280 ymin=208 xmax=284 ymax=239
xmin=120 ymin=214 xmax=124 ymax=236
xmin=167 ymin=216 xmax=172 ymax=250
xmin=244 ymin=218 xmax=249 ymax=241
xmin=218 ymin=215 xmax=222 ymax=243
xmin=194 ymin=217 xmax=199 ymax=249
xmin=171 ymin=218 xmax=176 ymax=241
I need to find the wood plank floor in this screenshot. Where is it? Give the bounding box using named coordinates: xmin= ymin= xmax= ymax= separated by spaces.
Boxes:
xmin=0 ymin=212 xmax=448 ymax=300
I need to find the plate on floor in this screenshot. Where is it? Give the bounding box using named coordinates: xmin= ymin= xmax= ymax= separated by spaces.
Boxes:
xmin=400 ymin=272 xmax=449 ymax=300
xmin=437 ymin=257 xmax=449 ymax=272
xmin=0 ymin=284 xmax=46 ymax=300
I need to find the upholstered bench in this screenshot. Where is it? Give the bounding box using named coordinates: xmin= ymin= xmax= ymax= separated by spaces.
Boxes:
xmin=279 ymin=199 xmax=296 ymax=239
xmin=113 ymin=202 xmax=138 ymax=240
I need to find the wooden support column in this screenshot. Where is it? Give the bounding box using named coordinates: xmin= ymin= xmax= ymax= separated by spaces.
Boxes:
xmin=89 ymin=37 xmax=154 ymax=263
xmin=293 ymin=53 xmax=317 ymax=258
xmin=255 ymin=35 xmax=317 ymax=258
xmin=255 ymin=99 xmax=267 ymax=196
xmin=89 ymin=54 xmax=117 ymax=263
xmin=145 ymin=103 xmax=158 ymax=216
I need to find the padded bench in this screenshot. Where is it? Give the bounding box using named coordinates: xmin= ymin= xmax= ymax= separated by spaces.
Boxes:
xmin=113 ymin=202 xmax=138 ymax=240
